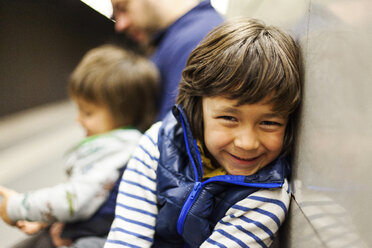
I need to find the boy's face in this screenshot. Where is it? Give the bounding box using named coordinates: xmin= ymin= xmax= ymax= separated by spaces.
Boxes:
xmin=202 ymin=96 xmax=288 ymax=176
xmin=74 ymin=97 xmax=118 ymax=137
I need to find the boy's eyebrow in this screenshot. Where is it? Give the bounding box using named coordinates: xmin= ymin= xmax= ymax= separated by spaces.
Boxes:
xmin=262 ymin=113 xmax=286 ymax=119
xmin=221 ymin=108 xmax=286 ymax=119
xmin=212 ymin=104 xmax=286 ymax=119
xmin=215 ymin=106 xmax=240 ymax=114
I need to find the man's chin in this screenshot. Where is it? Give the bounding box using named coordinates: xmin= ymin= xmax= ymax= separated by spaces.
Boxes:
xmin=131 ymin=32 xmax=151 ymax=46
xmin=113 ymin=32 xmax=148 ymax=53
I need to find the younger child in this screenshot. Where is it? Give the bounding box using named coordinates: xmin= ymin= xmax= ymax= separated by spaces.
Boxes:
xmin=0 ymin=44 xmax=159 ymax=247
xmin=105 ymin=18 xmax=302 ymax=247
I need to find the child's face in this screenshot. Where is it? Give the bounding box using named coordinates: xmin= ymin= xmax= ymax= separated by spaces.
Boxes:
xmin=202 ymin=95 xmax=288 ymax=176
xmin=74 ymin=97 xmax=118 ymax=136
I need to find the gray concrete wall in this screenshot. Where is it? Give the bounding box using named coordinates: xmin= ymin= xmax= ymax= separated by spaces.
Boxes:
xmin=224 ymin=0 xmax=372 ymax=247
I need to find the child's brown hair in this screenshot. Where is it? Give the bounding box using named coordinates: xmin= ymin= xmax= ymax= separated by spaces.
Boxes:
xmin=68 ymin=44 xmax=159 ymax=132
xmin=177 ymin=18 xmax=302 ymax=155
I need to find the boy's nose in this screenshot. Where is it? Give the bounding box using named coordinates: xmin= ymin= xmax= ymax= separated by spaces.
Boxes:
xmin=115 ymin=15 xmax=131 ymax=32
xmin=234 ymin=130 xmax=260 ymax=151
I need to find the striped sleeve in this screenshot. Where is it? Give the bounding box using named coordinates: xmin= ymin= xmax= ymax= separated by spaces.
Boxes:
xmin=201 ymin=179 xmax=291 ymax=248
xmin=104 ymin=123 xmax=161 ymax=248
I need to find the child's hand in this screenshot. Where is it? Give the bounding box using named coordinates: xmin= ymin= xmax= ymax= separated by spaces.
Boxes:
xmin=0 ymin=185 xmax=18 ymax=226
xmin=16 ymin=220 xmax=48 ymax=235
xmin=49 ymin=222 xmax=73 ymax=247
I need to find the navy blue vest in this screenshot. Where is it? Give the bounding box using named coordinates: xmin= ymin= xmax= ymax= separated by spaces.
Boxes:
xmin=154 ymin=105 xmax=289 ymax=247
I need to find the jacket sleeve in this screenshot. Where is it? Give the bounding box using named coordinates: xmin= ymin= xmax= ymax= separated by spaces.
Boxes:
xmin=201 ymin=180 xmax=291 ymax=248
xmin=7 ymin=134 xmax=138 ymax=223
xmin=105 ymin=123 xmax=161 ymax=248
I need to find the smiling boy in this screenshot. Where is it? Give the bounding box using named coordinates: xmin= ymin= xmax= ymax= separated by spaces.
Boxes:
xmin=202 ymin=95 xmax=287 ymax=176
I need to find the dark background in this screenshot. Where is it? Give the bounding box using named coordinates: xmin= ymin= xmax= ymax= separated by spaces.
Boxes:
xmin=0 ymin=0 xmax=133 ymax=117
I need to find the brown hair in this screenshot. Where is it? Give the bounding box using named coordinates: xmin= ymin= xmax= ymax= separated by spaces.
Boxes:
xmin=68 ymin=44 xmax=159 ymax=132
xmin=176 ymin=18 xmax=302 ymax=155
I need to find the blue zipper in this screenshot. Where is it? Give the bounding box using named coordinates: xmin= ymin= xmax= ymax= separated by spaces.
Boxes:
xmin=203 ymin=176 xmax=284 ymax=189
xmin=177 ymin=111 xmax=202 ymax=235
xmin=177 ymin=182 xmax=202 ymax=234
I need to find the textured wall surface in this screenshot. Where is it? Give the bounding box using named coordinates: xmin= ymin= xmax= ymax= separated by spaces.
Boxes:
xmin=225 ymin=0 xmax=372 ymax=247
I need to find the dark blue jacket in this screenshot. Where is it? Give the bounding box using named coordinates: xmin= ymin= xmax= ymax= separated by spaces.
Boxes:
xmin=154 ymin=105 xmax=290 ymax=247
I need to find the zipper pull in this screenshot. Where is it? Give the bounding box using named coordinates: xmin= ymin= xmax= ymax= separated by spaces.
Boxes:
xmin=190 ymin=182 xmax=201 ymax=200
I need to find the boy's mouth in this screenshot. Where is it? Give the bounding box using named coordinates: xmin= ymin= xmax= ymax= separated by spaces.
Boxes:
xmin=230 ymin=153 xmax=260 ymax=162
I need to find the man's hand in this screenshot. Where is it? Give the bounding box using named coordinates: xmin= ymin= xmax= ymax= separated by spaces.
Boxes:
xmin=0 ymin=185 xmax=18 ymax=226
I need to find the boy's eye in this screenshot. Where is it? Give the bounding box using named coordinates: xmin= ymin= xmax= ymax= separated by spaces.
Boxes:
xmin=82 ymin=110 xmax=92 ymax=117
xmin=261 ymin=121 xmax=282 ymax=126
xmin=218 ymin=116 xmax=237 ymax=122
xmin=260 ymin=121 xmax=285 ymax=131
